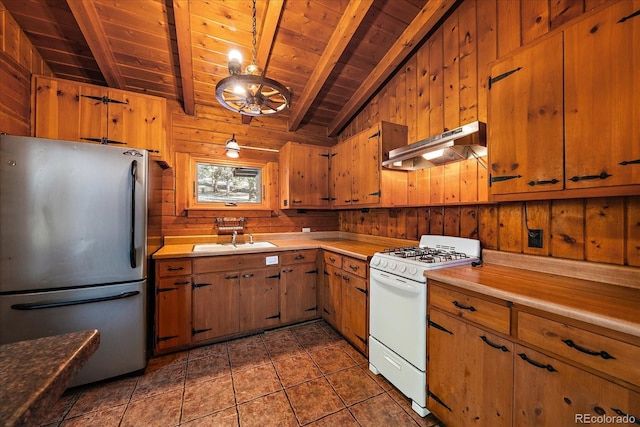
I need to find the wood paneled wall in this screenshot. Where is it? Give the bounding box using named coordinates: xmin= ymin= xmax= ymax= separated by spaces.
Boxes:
xmin=339 ymin=197 xmax=640 ymax=267
xmin=0 ymin=3 xmax=52 ymax=135
xmin=159 ymin=106 xmax=339 ymax=236
xmin=336 ymin=0 xmax=640 ymax=267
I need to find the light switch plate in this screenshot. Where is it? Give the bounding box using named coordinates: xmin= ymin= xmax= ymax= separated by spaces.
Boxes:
xmin=265 ymin=255 xmax=279 ymax=265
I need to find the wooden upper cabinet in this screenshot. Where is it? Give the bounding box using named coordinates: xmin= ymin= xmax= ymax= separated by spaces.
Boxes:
xmin=33 ymin=77 xmax=107 ymax=142
xmin=564 ymin=0 xmax=640 ymax=189
xmin=488 ymin=33 xmax=564 ymax=196
xmin=352 ymin=130 xmax=381 ymax=205
xmin=107 ymin=91 xmax=165 ymax=155
xmin=330 ymin=138 xmax=353 ymax=208
xmin=32 ymin=75 xmax=166 ymax=159
xmin=279 ymin=142 xmax=330 ymax=209
xmin=331 ymin=121 xmax=407 ymax=208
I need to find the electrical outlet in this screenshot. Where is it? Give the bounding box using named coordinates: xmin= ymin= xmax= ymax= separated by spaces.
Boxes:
xmin=528 ymin=229 xmax=543 ymax=248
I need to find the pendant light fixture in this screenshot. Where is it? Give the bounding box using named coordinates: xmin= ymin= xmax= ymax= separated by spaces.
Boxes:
xmin=215 ymin=0 xmax=291 ymax=116
xmin=225 ymin=134 xmax=241 ymax=158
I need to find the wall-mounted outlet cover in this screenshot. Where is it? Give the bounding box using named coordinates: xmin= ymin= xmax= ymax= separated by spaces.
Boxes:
xmin=302 ymin=227 xmax=311 ymax=233
xmin=528 ymin=229 xmax=543 ymax=248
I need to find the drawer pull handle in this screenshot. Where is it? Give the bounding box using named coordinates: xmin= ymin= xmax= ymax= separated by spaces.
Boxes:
xmin=562 ymin=339 xmax=616 ymax=360
xmin=480 ymin=336 xmax=510 ymax=352
xmin=429 ymin=320 xmax=453 ymax=335
xmin=349 ymin=264 xmax=359 ymax=271
xmin=343 ymin=276 xmax=350 ymax=282
xmin=294 ymin=254 xmax=305 ymax=260
xmin=167 ymin=266 xmax=184 ymax=272
xmin=518 ymin=353 xmax=558 ymax=373
xmin=611 ymin=408 xmax=639 ymax=424
xmin=453 ymin=301 xmax=476 ymax=312
xmin=329 ymin=257 xmax=337 ymax=263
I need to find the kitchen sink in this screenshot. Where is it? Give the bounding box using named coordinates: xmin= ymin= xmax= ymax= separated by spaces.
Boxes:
xmin=192 ymin=242 xmax=277 ymax=252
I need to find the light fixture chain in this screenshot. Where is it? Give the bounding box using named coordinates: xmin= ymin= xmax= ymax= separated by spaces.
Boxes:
xmin=251 ymin=0 xmax=257 ymax=66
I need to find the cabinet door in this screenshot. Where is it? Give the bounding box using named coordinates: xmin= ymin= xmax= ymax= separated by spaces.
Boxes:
xmin=280 ymin=263 xmax=318 ymax=323
xmin=191 ymin=272 xmax=240 ymax=342
xmin=156 ymin=277 xmax=192 ymax=352
xmin=352 ymin=130 xmax=381 ymax=205
xmin=514 ymin=344 xmax=640 ymax=426
xmin=488 ymin=33 xmax=564 ymax=195
xmin=107 ymin=91 xmax=165 ymax=154
xmin=286 ymin=144 xmax=330 ymax=208
xmin=33 ymin=76 xmax=106 ymax=143
xmin=239 ymin=267 xmax=280 ymax=331
xmin=428 ymin=310 xmax=513 ymax=427
xmin=564 ymin=1 xmax=640 ymax=189
xmin=323 ymin=265 xmax=342 ymax=330
xmin=341 ymin=272 xmax=368 ymax=353
xmin=331 ymin=140 xmax=353 ymax=207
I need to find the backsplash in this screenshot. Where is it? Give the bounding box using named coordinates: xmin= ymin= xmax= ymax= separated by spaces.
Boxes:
xmin=339 ymin=196 xmax=640 ymax=267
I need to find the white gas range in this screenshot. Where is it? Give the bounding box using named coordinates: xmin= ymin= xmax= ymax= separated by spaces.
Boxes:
xmin=368 ymin=235 xmax=481 ymax=417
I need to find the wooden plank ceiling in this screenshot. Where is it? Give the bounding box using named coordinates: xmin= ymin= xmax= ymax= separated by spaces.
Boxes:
xmin=3 ymin=0 xmax=456 ymax=137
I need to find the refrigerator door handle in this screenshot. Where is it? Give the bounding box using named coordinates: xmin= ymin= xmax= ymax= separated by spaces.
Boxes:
xmin=129 ymin=160 xmax=137 ymax=268
xmin=10 ymin=290 xmax=141 ymax=310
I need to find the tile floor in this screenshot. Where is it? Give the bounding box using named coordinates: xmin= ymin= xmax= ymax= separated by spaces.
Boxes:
xmin=39 ymin=320 xmax=443 ymax=427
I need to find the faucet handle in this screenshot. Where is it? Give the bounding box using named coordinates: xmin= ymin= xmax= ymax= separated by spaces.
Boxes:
xmin=249 ymin=233 xmax=254 ymax=244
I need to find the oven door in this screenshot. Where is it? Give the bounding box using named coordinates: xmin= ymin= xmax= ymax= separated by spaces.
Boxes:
xmin=369 ymin=268 xmax=426 ymax=370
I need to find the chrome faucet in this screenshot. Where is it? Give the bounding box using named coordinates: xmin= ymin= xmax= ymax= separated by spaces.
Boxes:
xmin=232 ymin=230 xmax=238 ymax=247
xmin=249 ymin=233 xmax=254 ymax=244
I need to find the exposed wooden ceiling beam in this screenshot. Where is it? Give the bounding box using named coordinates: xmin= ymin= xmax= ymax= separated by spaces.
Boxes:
xmin=172 ymin=0 xmax=195 ymax=115
xmin=66 ymin=0 xmax=125 ymax=89
xmin=257 ymin=0 xmax=285 ymax=72
xmin=327 ymin=0 xmax=457 ymax=137
xmin=288 ymin=0 xmax=374 ymax=132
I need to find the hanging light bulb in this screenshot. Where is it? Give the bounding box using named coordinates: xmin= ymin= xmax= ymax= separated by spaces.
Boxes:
xmin=225 ymin=134 xmax=241 ymax=158
xmin=215 ymin=0 xmax=291 ymax=116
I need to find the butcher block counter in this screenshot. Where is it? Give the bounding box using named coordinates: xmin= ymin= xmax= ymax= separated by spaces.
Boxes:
xmin=153 ymin=231 xmax=417 ymax=260
xmin=424 ymin=249 xmax=640 ymax=338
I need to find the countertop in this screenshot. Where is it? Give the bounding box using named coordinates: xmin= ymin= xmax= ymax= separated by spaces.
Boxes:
xmin=424 ymin=251 xmax=640 ymax=339
xmin=153 ymin=231 xmax=418 ymax=261
xmin=0 ymin=330 xmax=100 ymax=427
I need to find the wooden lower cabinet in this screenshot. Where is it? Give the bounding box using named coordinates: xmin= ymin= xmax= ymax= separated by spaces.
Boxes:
xmin=239 ymin=267 xmax=281 ymax=331
xmin=341 ymin=272 xmax=368 ymax=353
xmin=156 ymin=276 xmax=192 ymax=352
xmin=514 ymin=345 xmax=640 ymax=426
xmin=427 ymin=281 xmax=640 ymax=427
xmin=191 ymin=272 xmax=240 ymax=343
xmin=322 ymin=264 xmax=342 ymax=330
xmin=281 ymin=262 xmax=318 ymax=323
xmin=321 ymin=251 xmax=369 ymax=354
xmin=428 ymin=309 xmax=513 ymax=427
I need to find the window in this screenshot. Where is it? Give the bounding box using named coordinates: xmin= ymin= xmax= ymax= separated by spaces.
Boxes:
xmin=176 ymin=153 xmax=277 ymax=211
xmin=196 ymin=163 xmax=262 ymax=204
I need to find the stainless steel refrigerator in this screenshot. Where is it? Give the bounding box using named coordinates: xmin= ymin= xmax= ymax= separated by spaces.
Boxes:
xmin=0 ymin=134 xmax=148 ymax=386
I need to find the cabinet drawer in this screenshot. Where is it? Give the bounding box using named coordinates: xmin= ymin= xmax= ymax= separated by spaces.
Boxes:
xmin=281 ymin=250 xmax=317 ymax=265
xmin=517 ymin=311 xmax=640 ymax=386
xmin=429 ymin=284 xmax=510 ymax=335
xmin=157 ymin=277 xmax=192 ymax=289
xmin=324 ymin=252 xmax=342 ymax=269
xmin=157 ymin=259 xmax=192 ymax=277
xmin=343 ymin=257 xmax=367 ymax=279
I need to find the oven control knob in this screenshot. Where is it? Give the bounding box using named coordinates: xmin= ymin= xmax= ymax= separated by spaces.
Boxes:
xmin=409 ymin=266 xmax=418 ymax=276
xmin=398 ymin=263 xmax=407 ymax=273
xmin=390 ymin=261 xmax=397 ymax=270
xmin=371 ymin=257 xmax=380 ymax=267
xmin=381 ymin=260 xmax=388 ymax=268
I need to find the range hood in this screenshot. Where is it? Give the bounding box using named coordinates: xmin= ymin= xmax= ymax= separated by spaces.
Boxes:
xmin=382 ymin=121 xmax=487 ymax=171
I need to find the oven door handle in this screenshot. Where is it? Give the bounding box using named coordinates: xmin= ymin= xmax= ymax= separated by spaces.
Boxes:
xmin=370 ymin=270 xmax=423 ymax=294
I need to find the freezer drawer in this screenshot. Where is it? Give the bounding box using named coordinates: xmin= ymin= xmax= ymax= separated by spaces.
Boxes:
xmin=0 ymin=281 xmax=147 ymax=386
